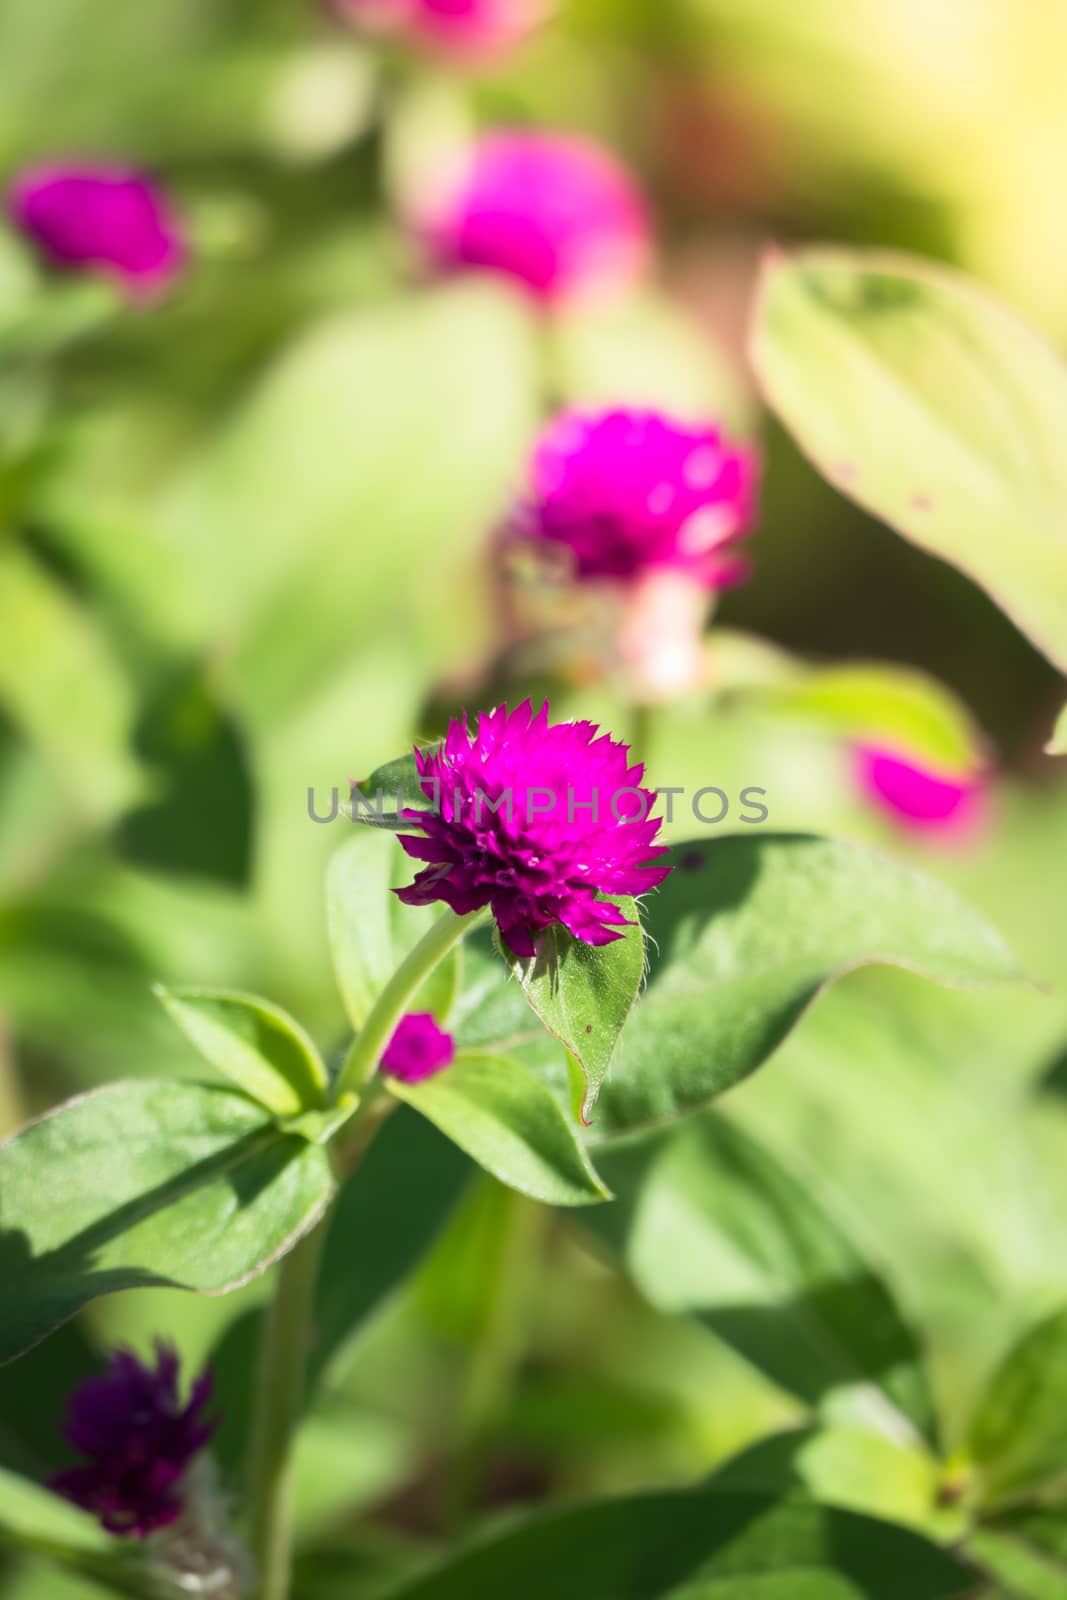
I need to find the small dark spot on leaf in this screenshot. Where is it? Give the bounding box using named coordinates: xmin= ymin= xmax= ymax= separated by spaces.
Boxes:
xmin=680 ymin=851 xmax=705 ymax=872
xmin=911 ymin=492 xmax=934 ymax=512
xmin=585 ymin=1025 xmax=593 ymax=1035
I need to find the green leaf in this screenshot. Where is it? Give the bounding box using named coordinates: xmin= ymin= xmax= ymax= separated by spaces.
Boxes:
xmin=388 ymin=1052 xmax=610 ymax=1207
xmin=595 ymin=835 xmax=1023 ymax=1136
xmin=347 ymin=746 xmax=439 ymax=833
xmin=0 ymin=1079 xmax=334 ymax=1363
xmin=966 ymin=1305 xmax=1067 ymax=1507
xmin=0 ymin=1465 xmax=109 ymax=1554
xmin=326 ymin=830 xmax=459 ymax=1031
xmin=0 ymin=545 xmax=143 ymax=824
xmin=384 ymin=1488 xmax=973 ymax=1599
xmin=753 ymin=248 xmax=1067 ymax=674
xmin=500 ymin=901 xmax=644 ymax=1122
xmin=753 ymin=662 xmax=984 ymax=771
xmin=155 ymin=986 xmax=327 ymax=1116
xmin=968 ymin=1508 xmax=1067 ymax=1600
xmin=1047 ymin=703 xmax=1067 ymax=757
xmin=586 ymin=1114 xmax=938 ymax=1446
xmin=0 ymin=1463 xmax=148 ymax=1598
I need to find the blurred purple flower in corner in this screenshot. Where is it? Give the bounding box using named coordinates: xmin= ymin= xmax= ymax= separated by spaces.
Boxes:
xmin=50 ymin=1341 xmax=217 ymax=1537
xmin=852 ymin=743 xmax=989 ymax=839
xmin=9 ymin=162 xmax=186 ymax=299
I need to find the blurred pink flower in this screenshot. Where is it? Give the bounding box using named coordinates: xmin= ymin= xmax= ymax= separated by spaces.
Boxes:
xmin=395 ymin=700 xmax=670 ymax=956
xmin=414 ymin=131 xmax=649 ymax=303
xmin=516 ymin=408 xmax=759 ymax=589
xmin=8 ymin=162 xmax=186 ymax=299
xmin=381 ymin=1012 xmax=456 ymax=1083
xmin=333 ymin=0 xmax=546 ymax=62
xmin=852 ymin=743 xmax=988 ymax=839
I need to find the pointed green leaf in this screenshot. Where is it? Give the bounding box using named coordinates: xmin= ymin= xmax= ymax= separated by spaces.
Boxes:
xmin=347 ymin=745 xmax=440 ymax=832
xmin=384 ymin=1488 xmax=973 ymax=1599
xmin=595 ymin=835 xmax=1023 ymax=1136
xmin=326 ymin=830 xmax=459 ymax=1031
xmin=388 ymin=1051 xmax=610 ymax=1207
xmin=155 ymin=986 xmax=327 ymax=1116
xmin=500 ymin=902 xmax=644 ymax=1121
xmin=0 ymin=1080 xmax=334 ymax=1363
xmin=966 ymin=1305 xmax=1067 ymax=1508
xmin=968 ymin=1508 xmax=1067 ymax=1600
xmin=587 ymin=1114 xmax=938 ymax=1446
xmin=753 ymin=248 xmax=1067 ymax=673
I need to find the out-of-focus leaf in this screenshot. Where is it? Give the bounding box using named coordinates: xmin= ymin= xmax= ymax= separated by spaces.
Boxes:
xmin=293 ymin=1408 xmax=413 ymax=1543
xmin=0 ymin=545 xmax=142 ymax=823
xmin=595 ymin=835 xmax=1022 ymax=1136
xmin=753 ymin=662 xmax=985 ymax=771
xmin=117 ymin=669 xmax=254 ymax=887
xmin=1047 ymin=703 xmax=1067 ymax=756
xmin=968 ymin=1508 xmax=1067 ymax=1600
xmin=383 ymin=1488 xmax=973 ymax=1599
xmin=0 ymin=1319 xmax=98 ymax=1477
xmin=552 ymin=290 xmax=750 ymax=427
xmin=753 ymin=248 xmax=1067 ymax=673
xmin=965 ymin=1305 xmax=1067 ymax=1508
xmin=326 ymin=830 xmax=458 ymax=1032
xmin=0 ymin=1464 xmax=147 ymax=1596
xmin=155 ymin=987 xmax=327 ymax=1116
xmin=587 ymin=1114 xmax=938 ymax=1446
xmin=0 ymin=1080 xmax=333 ymax=1363
xmin=501 ymin=902 xmax=644 ymax=1122
xmin=711 ymin=1427 xmax=946 ymax=1537
xmin=390 ymin=1052 xmax=610 ymax=1207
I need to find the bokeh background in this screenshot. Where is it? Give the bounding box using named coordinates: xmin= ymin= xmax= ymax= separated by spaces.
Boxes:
xmin=2 ymin=2 xmax=1067 ymax=1595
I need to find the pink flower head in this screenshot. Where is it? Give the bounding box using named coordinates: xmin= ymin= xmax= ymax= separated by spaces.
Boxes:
xmin=395 ymin=701 xmax=670 ymax=957
xmin=414 ymin=131 xmax=649 ymax=304
xmin=50 ymin=1342 xmax=216 ymax=1537
xmin=8 ymin=162 xmax=186 ymax=298
xmin=516 ymin=408 xmax=759 ymax=590
xmin=852 ymin=743 xmax=988 ymax=838
xmin=333 ymin=0 xmax=545 ymax=61
xmin=381 ymin=1012 xmax=456 ymax=1083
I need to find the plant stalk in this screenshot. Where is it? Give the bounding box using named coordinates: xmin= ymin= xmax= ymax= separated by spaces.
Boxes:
xmin=246 ymin=1214 xmax=328 ymax=1600
xmin=333 ymin=908 xmax=483 ymax=1101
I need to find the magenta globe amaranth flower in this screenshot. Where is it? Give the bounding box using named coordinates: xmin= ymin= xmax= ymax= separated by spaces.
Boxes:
xmin=382 ymin=1012 xmax=456 ymax=1082
xmin=414 ymin=131 xmax=649 ymax=304
xmin=395 ymin=701 xmax=670 ymax=957
xmin=8 ymin=162 xmax=186 ymax=298
xmin=50 ymin=1342 xmax=216 ymax=1537
xmin=333 ymin=0 xmax=546 ymax=61
xmin=520 ymin=408 xmax=759 ymax=590
xmin=852 ymin=743 xmax=988 ymax=839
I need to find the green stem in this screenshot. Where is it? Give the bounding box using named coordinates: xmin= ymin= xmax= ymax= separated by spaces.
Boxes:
xmin=629 ymin=702 xmax=653 ymax=763
xmin=333 ymin=908 xmax=483 ymax=1102
xmin=247 ymin=1216 xmax=328 ymax=1600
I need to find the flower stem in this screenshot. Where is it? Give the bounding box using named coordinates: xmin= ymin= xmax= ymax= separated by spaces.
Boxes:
xmin=333 ymin=908 xmax=483 ymax=1102
xmin=630 ymin=702 xmax=653 ymax=763
xmin=247 ymin=1215 xmax=327 ymax=1600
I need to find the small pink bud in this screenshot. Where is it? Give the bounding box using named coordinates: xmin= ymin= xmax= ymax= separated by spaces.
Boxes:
xmin=381 ymin=1012 xmax=456 ymax=1083
xmin=852 ymin=743 xmax=989 ymax=840
xmin=8 ymin=162 xmax=186 ymax=300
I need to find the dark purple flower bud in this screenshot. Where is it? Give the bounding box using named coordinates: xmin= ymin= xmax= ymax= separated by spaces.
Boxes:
xmin=50 ymin=1341 xmax=217 ymax=1538
xmin=8 ymin=162 xmax=186 ymax=299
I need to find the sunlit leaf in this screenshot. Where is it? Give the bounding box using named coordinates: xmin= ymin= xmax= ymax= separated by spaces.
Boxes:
xmin=155 ymin=986 xmax=327 ymax=1116
xmin=966 ymin=1305 xmax=1067 ymax=1508
xmin=753 ymin=248 xmax=1067 ymax=673
xmin=0 ymin=1080 xmax=333 ymax=1363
